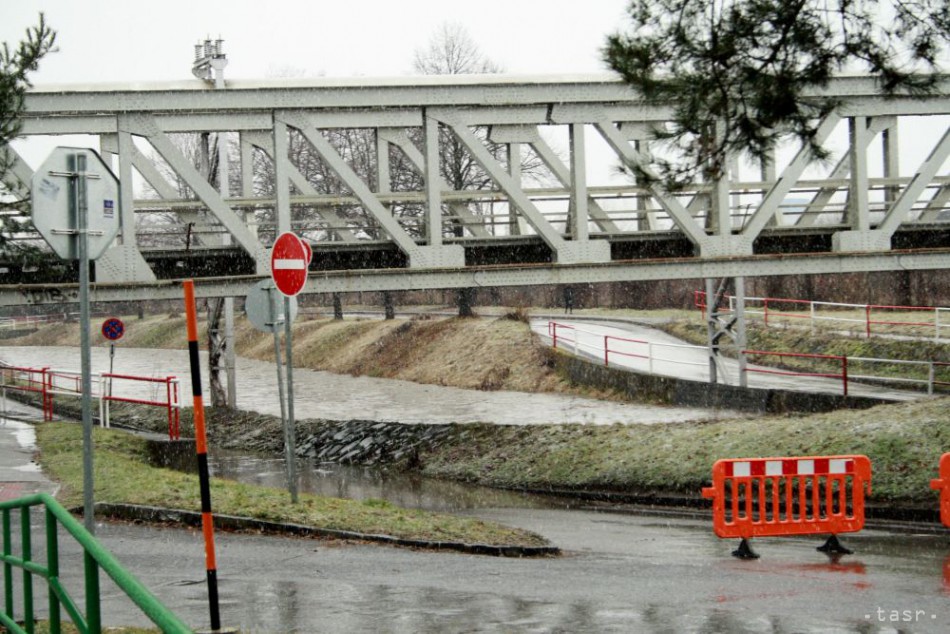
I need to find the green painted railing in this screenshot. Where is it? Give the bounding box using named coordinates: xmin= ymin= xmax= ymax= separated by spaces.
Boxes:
xmin=1 ymin=493 xmax=192 ymax=633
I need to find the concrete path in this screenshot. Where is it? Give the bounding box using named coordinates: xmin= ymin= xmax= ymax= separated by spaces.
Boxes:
xmin=0 ymin=408 xmax=56 ymax=502
xmin=532 ymin=318 xmax=923 ymax=402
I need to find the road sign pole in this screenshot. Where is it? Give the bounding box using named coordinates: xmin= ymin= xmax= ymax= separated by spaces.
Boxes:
xmin=267 ymin=287 xmax=295 ymax=502
xmin=283 ymin=296 xmax=298 ymax=503
xmin=71 ymin=152 xmax=96 ymax=534
xmin=107 ymin=342 xmax=115 ymax=427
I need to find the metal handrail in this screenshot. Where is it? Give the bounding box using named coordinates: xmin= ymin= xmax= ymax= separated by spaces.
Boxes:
xmin=1 ymin=493 xmax=191 ymax=634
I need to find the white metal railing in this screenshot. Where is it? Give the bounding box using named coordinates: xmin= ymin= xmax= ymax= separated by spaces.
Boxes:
xmin=546 ymin=321 xmax=948 ymax=396
xmin=846 ymin=357 xmax=950 ymax=396
xmin=0 ymin=315 xmax=61 ymax=330
xmin=696 ymin=291 xmax=950 ymax=341
xmin=2 ymin=365 xmax=182 ymax=438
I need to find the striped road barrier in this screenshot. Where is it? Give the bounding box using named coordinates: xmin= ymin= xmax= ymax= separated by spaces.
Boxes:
xmin=702 ymin=455 xmax=872 ymax=559
xmin=930 ymin=453 xmax=950 ymax=528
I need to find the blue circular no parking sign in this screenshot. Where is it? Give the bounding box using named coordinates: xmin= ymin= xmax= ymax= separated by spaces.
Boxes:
xmin=101 ymin=317 xmax=125 ymax=341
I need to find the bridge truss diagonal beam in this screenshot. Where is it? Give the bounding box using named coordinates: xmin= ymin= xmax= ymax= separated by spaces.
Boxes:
xmin=377 ymin=127 xmax=491 ymax=239
xmin=435 ymin=110 xmax=610 ymax=264
xmin=241 ymin=130 xmax=358 ymax=242
xmin=278 ymin=111 xmax=421 ymax=257
xmin=489 ymin=124 xmax=621 ymax=234
xmin=126 ymin=114 xmax=267 ymax=271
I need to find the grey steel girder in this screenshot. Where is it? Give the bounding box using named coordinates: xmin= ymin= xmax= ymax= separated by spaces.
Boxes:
xmin=8 ymin=73 xmax=950 ymax=285
xmin=3 ymin=248 xmax=948 ymax=308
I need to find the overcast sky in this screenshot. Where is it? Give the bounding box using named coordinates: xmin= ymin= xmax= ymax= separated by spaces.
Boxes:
xmin=3 ymin=0 xmax=630 ymax=84
xmin=4 ymin=1 xmax=945 ymax=178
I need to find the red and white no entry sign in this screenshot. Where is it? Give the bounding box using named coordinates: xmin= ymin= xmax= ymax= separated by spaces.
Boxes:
xmin=271 ymin=232 xmax=310 ymax=297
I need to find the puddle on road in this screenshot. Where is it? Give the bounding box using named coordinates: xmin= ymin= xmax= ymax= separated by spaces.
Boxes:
xmin=0 ymin=417 xmax=37 ymax=450
xmin=209 ymin=448 xmax=569 ymax=513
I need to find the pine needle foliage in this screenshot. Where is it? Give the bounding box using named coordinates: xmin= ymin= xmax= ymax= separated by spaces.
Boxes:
xmin=603 ymin=1 xmax=950 ymax=188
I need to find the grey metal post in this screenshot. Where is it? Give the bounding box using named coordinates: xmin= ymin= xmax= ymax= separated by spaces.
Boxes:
xmin=72 ymin=152 xmax=95 ymax=534
xmin=283 ymin=296 xmax=298 ymax=503
xmin=268 ymin=288 xmax=293 ymax=501
xmin=106 ymin=342 xmax=115 ymax=428
xmin=705 ymin=278 xmax=718 ymax=384
xmin=735 ymin=276 xmax=748 ymax=388
xmin=224 ymin=299 xmax=236 ymax=408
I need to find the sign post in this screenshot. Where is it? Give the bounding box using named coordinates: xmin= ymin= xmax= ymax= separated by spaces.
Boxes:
xmin=32 ymin=147 xmax=119 ymax=534
xmin=243 ymin=233 xmax=310 ymax=503
xmin=101 ymin=317 xmax=125 ymax=427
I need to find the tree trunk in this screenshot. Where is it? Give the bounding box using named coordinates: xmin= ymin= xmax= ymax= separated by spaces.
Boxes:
xmin=383 ymin=291 xmax=395 ymax=320
xmin=457 ymin=288 xmax=477 ymax=317
xmin=333 ymin=293 xmax=344 ymax=320
xmin=207 ymin=298 xmax=227 ymax=407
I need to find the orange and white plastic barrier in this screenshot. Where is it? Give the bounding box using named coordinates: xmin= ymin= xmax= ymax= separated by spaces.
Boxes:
xmin=702 ymin=455 xmax=872 ymax=558
xmin=930 ymin=453 xmax=950 ymax=528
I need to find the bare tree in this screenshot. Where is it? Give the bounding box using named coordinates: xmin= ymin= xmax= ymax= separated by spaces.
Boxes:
xmin=412 ymin=22 xmax=503 ymax=75
xmin=410 ymin=23 xmax=547 ymax=239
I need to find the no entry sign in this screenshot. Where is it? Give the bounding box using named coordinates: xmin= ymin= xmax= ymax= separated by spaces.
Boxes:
xmin=271 ymin=232 xmax=310 ymax=297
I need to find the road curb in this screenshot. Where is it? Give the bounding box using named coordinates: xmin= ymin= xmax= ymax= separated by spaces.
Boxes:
xmin=90 ymin=503 xmax=562 ymax=558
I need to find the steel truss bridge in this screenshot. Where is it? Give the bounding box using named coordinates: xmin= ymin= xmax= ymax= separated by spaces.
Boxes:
xmin=1 ymin=74 xmax=949 ymax=307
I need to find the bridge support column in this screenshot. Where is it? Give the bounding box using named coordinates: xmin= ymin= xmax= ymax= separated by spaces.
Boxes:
xmin=698 ymin=235 xmax=753 ymax=258
xmin=705 ymin=277 xmax=748 ymax=387
xmin=408 ymin=245 xmax=466 ymax=269
xmin=832 ymin=231 xmax=891 ymax=253
xmin=555 ymin=241 xmax=612 ymax=264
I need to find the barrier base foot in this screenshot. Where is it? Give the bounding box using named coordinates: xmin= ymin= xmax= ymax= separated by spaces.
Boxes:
xmin=732 ymin=539 xmax=760 ymax=559
xmin=817 ymin=535 xmax=852 ymax=556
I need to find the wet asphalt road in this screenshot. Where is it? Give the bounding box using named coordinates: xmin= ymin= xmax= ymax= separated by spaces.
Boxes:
xmin=43 ymin=511 xmax=950 ymax=633
xmin=3 ymin=414 xmax=946 ymax=633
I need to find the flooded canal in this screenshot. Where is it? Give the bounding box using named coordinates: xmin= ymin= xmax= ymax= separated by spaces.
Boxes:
xmin=0 ymin=345 xmax=743 ymax=425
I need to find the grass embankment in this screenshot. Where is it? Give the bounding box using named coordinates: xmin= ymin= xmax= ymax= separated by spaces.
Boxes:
xmin=84 ymin=392 xmax=950 ymax=507
xmin=417 ymin=396 xmax=950 ymax=505
xmin=35 ymin=422 xmax=550 ymax=549
xmin=9 ymin=310 xmax=583 ymax=395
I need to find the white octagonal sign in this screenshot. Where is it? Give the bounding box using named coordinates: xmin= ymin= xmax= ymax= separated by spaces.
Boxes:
xmin=31 ymin=147 xmax=120 ymax=261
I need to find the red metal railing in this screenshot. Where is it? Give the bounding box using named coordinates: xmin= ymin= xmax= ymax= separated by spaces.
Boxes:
xmin=603 ymin=334 xmax=650 ymax=368
xmin=548 ymin=321 xmax=576 ymax=350
xmin=742 ymin=349 xmax=849 ymax=396
xmin=102 ymin=373 xmax=181 ymax=440
xmin=865 ymin=303 xmax=939 ymax=338
xmin=1 ymin=364 xmax=180 ymax=438
xmin=695 ymin=290 xmax=949 ymax=340
xmin=0 ymin=365 xmax=53 ymax=421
